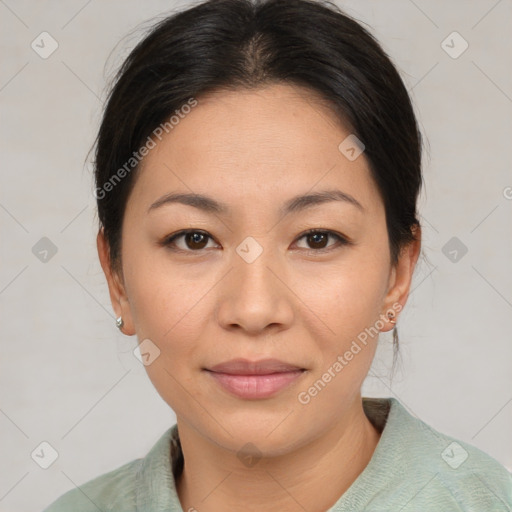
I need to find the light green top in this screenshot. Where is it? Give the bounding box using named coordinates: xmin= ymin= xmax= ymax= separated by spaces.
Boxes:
xmin=43 ymin=397 xmax=512 ymax=511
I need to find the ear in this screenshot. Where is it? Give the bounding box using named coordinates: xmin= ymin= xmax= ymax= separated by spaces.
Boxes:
xmin=380 ymin=225 xmax=421 ymax=332
xmin=97 ymin=228 xmax=135 ymax=336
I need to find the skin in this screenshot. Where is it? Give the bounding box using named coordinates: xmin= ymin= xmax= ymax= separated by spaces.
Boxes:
xmin=97 ymin=83 xmax=421 ymax=511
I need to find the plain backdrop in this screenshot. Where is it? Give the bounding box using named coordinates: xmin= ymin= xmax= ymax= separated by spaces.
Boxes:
xmin=1 ymin=0 xmax=511 ymax=510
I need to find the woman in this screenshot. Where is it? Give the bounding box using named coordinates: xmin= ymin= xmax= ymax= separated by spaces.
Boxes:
xmin=44 ymin=0 xmax=512 ymax=510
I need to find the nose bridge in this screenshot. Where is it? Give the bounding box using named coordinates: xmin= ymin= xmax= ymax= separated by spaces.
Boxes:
xmin=233 ymin=233 xmax=280 ymax=296
xmin=215 ymin=234 xmax=293 ymax=332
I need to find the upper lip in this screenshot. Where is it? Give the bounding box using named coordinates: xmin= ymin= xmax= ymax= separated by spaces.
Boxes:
xmin=206 ymin=358 xmax=305 ymax=375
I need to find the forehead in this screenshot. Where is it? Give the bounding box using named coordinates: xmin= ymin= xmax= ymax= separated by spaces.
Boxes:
xmin=127 ymin=83 xmax=382 ymax=219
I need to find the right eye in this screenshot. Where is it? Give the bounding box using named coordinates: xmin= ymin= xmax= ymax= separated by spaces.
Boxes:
xmin=162 ymin=229 xmax=218 ymax=253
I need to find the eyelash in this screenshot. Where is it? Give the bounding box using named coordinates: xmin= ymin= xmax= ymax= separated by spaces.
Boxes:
xmin=161 ymin=228 xmax=351 ymax=254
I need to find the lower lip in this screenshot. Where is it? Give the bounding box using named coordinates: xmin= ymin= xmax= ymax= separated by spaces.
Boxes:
xmin=205 ymin=370 xmax=305 ymax=399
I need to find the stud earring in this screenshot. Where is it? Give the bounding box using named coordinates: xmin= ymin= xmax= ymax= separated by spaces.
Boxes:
xmin=387 ymin=312 xmax=397 ymax=325
xmin=116 ymin=316 xmax=124 ymax=330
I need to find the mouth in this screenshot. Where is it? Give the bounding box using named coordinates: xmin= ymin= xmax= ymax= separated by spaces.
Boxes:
xmin=203 ymin=358 xmax=307 ymax=400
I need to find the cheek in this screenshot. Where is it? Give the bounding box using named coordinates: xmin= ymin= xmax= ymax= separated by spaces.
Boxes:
xmin=124 ymin=263 xmax=210 ymax=412
xmin=292 ymin=258 xmax=388 ymax=417
xmin=123 ymin=245 xmax=223 ymax=381
xmin=126 ymin=266 xmax=208 ymax=343
xmin=294 ymin=250 xmax=390 ymax=347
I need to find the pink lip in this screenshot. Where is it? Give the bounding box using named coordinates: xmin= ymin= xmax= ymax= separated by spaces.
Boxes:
xmin=204 ymin=358 xmax=306 ymax=399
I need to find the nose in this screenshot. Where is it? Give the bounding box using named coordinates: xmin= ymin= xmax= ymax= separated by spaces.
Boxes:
xmin=214 ymin=243 xmax=294 ymax=335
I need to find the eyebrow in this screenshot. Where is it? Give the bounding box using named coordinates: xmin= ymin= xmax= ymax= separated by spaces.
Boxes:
xmin=147 ymin=189 xmax=364 ymax=215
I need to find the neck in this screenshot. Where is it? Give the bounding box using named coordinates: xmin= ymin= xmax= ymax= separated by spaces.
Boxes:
xmin=175 ymin=398 xmax=381 ymax=512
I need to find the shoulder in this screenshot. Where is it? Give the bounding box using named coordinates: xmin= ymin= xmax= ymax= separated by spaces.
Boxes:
xmin=42 ymin=458 xmax=141 ymax=512
xmin=431 ymin=434 xmax=512 ymax=509
xmin=370 ymin=398 xmax=512 ymax=510
xmin=42 ymin=425 xmax=180 ymax=512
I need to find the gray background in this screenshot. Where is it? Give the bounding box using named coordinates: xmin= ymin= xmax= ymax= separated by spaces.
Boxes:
xmin=1 ymin=0 xmax=511 ymax=510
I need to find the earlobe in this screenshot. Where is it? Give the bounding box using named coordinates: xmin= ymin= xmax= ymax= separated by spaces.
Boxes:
xmin=380 ymin=226 xmax=422 ymax=332
xmin=96 ymin=228 xmax=135 ymax=336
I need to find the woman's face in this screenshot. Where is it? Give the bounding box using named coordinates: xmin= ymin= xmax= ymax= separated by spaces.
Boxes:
xmin=99 ymin=83 xmax=418 ymax=455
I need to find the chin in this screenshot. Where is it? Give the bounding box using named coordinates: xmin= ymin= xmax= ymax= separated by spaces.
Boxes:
xmin=200 ymin=409 xmax=311 ymax=456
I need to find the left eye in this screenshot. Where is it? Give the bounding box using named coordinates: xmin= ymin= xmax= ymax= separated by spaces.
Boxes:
xmin=295 ymin=229 xmax=348 ymax=251
xmin=162 ymin=229 xmax=349 ymax=253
